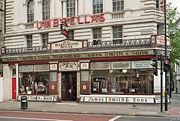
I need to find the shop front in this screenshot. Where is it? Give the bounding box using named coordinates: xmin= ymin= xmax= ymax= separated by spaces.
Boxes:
xmin=79 ymin=60 xmax=159 ymax=104
xmin=17 ymin=64 xmax=58 ymax=101
xmin=2 ymin=48 xmax=163 ymax=103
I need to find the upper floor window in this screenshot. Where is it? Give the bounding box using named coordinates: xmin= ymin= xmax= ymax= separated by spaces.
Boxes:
xmin=67 ymin=30 xmax=74 ymax=39
xmin=113 ymin=0 xmax=124 ymax=12
xmin=93 ymin=28 xmax=102 ymax=45
xmin=156 ymin=0 xmax=160 ymax=9
xmin=26 ymin=35 xmax=32 ymax=48
xmin=66 ymin=0 xmax=75 ymax=17
xmin=41 ymin=33 xmax=48 ymax=48
xmin=157 ymin=24 xmax=164 ymax=35
xmin=27 ymin=0 xmax=34 ymax=23
xmin=113 ymin=26 xmax=123 ymax=44
xmin=93 ymin=0 xmax=103 ymax=14
xmin=42 ymin=0 xmax=50 ymax=20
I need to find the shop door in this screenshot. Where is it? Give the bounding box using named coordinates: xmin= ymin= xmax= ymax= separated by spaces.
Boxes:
xmin=12 ymin=78 xmax=16 ymax=99
xmin=61 ymin=72 xmax=77 ymax=101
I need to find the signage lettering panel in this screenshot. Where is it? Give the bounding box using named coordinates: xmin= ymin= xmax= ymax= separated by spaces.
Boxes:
xmin=19 ymin=65 xmax=34 ymax=72
xmin=51 ymin=40 xmax=83 ymax=50
xmin=3 ymin=50 xmax=153 ymax=62
xmin=59 ymin=62 xmax=78 ymax=71
xmin=111 ymin=61 xmax=131 ymax=69
xmin=91 ymin=62 xmax=110 ymax=70
xmin=132 ymin=61 xmax=151 ymax=69
xmin=34 ymin=65 xmax=49 ymax=72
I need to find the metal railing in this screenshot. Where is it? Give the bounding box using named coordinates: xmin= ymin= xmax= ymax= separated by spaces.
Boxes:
xmin=2 ymin=38 xmax=152 ymax=55
xmin=88 ymin=38 xmax=151 ymax=48
xmin=4 ymin=46 xmax=48 ymax=55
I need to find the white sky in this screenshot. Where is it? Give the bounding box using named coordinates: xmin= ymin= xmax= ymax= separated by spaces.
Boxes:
xmin=167 ymin=0 xmax=180 ymax=13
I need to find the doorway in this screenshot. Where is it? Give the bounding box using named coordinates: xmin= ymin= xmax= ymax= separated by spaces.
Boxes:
xmin=61 ymin=72 xmax=77 ymax=101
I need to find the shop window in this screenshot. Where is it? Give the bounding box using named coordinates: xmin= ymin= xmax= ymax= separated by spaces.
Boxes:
xmin=111 ymin=69 xmax=153 ymax=94
xmin=19 ymin=72 xmax=49 ymax=95
xmin=91 ymin=70 xmax=109 ymax=93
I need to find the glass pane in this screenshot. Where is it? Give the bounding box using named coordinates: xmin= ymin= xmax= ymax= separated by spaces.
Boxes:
xmin=81 ymin=71 xmax=89 ymax=81
xmin=50 ymin=72 xmax=57 ymax=81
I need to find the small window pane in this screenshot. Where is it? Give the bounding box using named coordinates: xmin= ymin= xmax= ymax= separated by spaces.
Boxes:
xmin=81 ymin=71 xmax=89 ymax=81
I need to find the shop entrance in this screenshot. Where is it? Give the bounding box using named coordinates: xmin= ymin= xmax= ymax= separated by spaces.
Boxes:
xmin=61 ymin=72 xmax=77 ymax=101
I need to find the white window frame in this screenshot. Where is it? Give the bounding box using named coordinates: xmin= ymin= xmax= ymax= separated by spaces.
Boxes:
xmin=27 ymin=0 xmax=34 ymax=23
xmin=42 ymin=0 xmax=50 ymax=20
xmin=93 ymin=0 xmax=103 ymax=14
xmin=66 ymin=0 xmax=76 ymax=17
xmin=113 ymin=0 xmax=124 ymax=12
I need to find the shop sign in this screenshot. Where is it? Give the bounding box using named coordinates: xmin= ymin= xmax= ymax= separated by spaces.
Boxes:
xmin=36 ymin=13 xmax=105 ymax=29
xmin=34 ymin=65 xmax=49 ymax=72
xmin=106 ymin=97 xmax=127 ymax=103
xmin=80 ymin=95 xmax=155 ymax=103
xmin=59 ymin=62 xmax=78 ymax=71
xmin=80 ymin=96 xmax=106 ymax=102
xmin=91 ymin=62 xmax=110 ymax=70
xmin=18 ymin=95 xmax=58 ymax=102
xmin=132 ymin=61 xmax=151 ymax=69
xmin=19 ymin=65 xmax=34 ymax=72
xmin=50 ymin=40 xmax=87 ymax=50
xmin=80 ymin=63 xmax=89 ymax=70
xmin=151 ymin=35 xmax=170 ymax=46
xmin=50 ymin=64 xmax=58 ymax=71
xmin=126 ymin=97 xmax=154 ymax=103
xmin=111 ymin=61 xmax=131 ymax=69
xmin=3 ymin=50 xmax=153 ymax=62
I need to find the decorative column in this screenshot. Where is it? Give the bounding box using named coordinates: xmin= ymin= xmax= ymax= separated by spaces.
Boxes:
xmin=3 ymin=64 xmax=11 ymax=100
xmin=15 ymin=63 xmax=19 ymax=100
xmin=77 ymin=70 xmax=80 ymax=103
xmin=58 ymin=72 xmax=62 ymax=102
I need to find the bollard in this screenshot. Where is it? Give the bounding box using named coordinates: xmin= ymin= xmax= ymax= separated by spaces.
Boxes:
xmin=21 ymin=96 xmax=28 ymax=109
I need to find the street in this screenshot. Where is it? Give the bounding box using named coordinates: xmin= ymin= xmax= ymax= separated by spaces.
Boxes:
xmin=113 ymin=116 xmax=180 ymax=121
xmin=0 ymin=110 xmax=180 ymax=121
xmin=0 ymin=110 xmax=113 ymax=121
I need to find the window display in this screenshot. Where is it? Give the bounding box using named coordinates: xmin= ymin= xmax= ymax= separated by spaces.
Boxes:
xmin=111 ymin=69 xmax=153 ymax=94
xmin=19 ymin=72 xmax=49 ymax=95
xmin=91 ymin=70 xmax=109 ymax=93
xmin=91 ymin=69 xmax=153 ymax=94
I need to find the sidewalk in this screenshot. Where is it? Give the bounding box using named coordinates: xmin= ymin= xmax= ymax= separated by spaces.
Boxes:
xmin=1 ymin=93 xmax=180 ymax=117
xmin=0 ymin=100 xmax=170 ymax=117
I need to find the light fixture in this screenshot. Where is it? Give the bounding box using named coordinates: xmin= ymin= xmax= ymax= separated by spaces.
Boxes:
xmin=122 ymin=69 xmax=127 ymax=73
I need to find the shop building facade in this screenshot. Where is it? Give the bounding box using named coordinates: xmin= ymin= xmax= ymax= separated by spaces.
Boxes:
xmin=2 ymin=0 xmax=170 ymax=103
